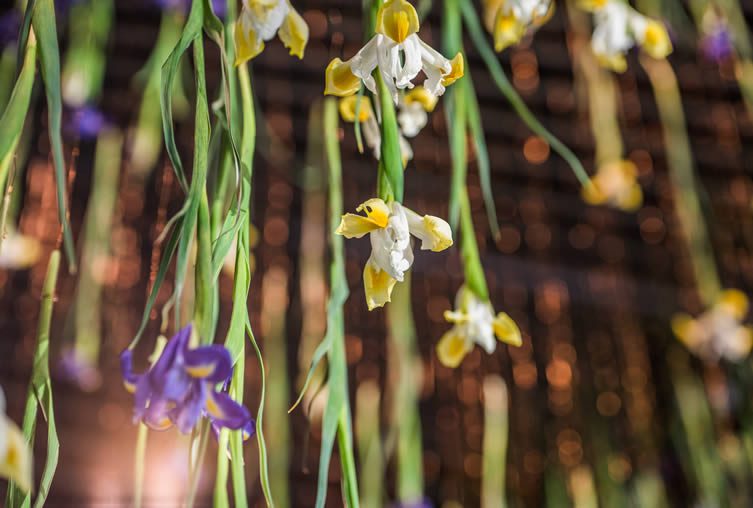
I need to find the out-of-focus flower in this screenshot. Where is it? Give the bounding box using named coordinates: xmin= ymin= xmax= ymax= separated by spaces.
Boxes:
xmin=392 ymin=499 xmax=433 ymax=508
xmin=579 ymin=0 xmax=672 ymax=72
xmin=0 ymin=232 xmax=41 ymax=270
xmin=700 ymin=8 xmax=733 ymax=63
xmin=336 ymin=198 xmax=452 ymax=310
xmin=397 ymin=86 xmax=437 ymax=137
xmin=57 ymin=349 xmax=102 ymax=392
xmin=66 ymin=106 xmax=109 ymax=140
xmin=324 ymin=0 xmax=463 ymax=104
xmin=338 ymin=95 xmax=414 ymax=166
xmin=0 ymin=387 xmax=32 ymax=493
xmin=672 ymin=290 xmax=753 ymax=362
xmin=0 ymin=10 xmax=20 ymax=48
xmin=436 ymin=285 xmax=521 ymax=368
xmin=234 ymin=0 xmax=309 ymax=65
xmin=581 ymin=160 xmax=642 ymax=212
xmin=481 ymin=0 xmax=553 ymax=52
xmin=120 ymin=325 xmax=252 ymax=434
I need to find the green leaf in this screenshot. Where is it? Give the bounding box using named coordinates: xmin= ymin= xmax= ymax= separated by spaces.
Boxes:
xmin=464 ymin=69 xmax=500 ymax=239
xmin=376 ymin=74 xmax=403 ymax=202
xmin=32 ymin=0 xmax=77 ymax=271
xmin=461 ymin=0 xmax=590 ymax=187
xmin=444 ymin=74 xmax=467 ymax=230
xmin=6 ymin=251 xmax=60 ymax=508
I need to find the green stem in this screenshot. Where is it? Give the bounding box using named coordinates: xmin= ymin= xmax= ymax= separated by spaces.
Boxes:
xmin=133 ymin=423 xmax=149 ymax=508
xmin=459 ymin=188 xmax=489 ymax=300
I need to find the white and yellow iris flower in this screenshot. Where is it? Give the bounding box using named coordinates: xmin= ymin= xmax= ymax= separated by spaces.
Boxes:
xmin=0 ymin=388 xmax=32 ymax=493
xmin=580 ymin=0 xmax=672 ymax=72
xmin=325 ymin=0 xmax=464 ymax=104
xmin=581 ymin=160 xmax=642 ymax=212
xmin=482 ymin=0 xmax=554 ymax=52
xmin=436 ymin=286 xmax=522 ymax=368
xmin=234 ymin=0 xmax=309 ymax=65
xmin=0 ymin=232 xmax=42 ymax=270
xmin=672 ymin=290 xmax=753 ymax=362
xmin=397 ymin=86 xmax=438 ymax=137
xmin=336 ymin=198 xmax=452 ymax=310
xmin=339 ymin=95 xmax=414 ymax=166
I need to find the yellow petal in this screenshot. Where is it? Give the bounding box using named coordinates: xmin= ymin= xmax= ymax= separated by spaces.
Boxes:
xmin=404 ymin=86 xmax=438 ymax=112
xmin=324 ymin=58 xmax=361 ymax=96
xmin=356 ymin=198 xmax=391 ymax=227
xmin=234 ymin=19 xmax=265 ymax=66
xmin=363 ymin=262 xmax=398 ymax=310
xmin=0 ymin=417 xmax=32 ymax=494
xmin=278 ymin=5 xmax=309 ymax=59
xmin=339 ymin=95 xmax=373 ymax=123
xmin=493 ymin=312 xmax=522 ymax=346
xmin=641 ymin=21 xmax=672 ymax=60
xmin=581 ymin=179 xmax=606 ymax=205
xmin=482 ymin=0 xmax=504 ymax=32
xmin=336 ymin=214 xmax=384 ymax=238
xmin=436 ymin=328 xmax=471 ymax=368
xmin=596 ymin=52 xmax=628 ymax=73
xmin=375 ymin=0 xmax=419 ymax=43
xmin=671 ymin=313 xmax=697 ymax=347
xmin=441 ymin=53 xmax=464 ymax=87
xmin=617 ymin=183 xmax=643 ymax=212
xmin=718 ymin=289 xmax=749 ymax=320
xmin=422 ymin=215 xmax=453 ymax=251
xmin=493 ymin=12 xmax=524 ymax=52
xmin=443 ymin=309 xmax=468 ymax=324
xmin=532 ymin=1 xmax=556 ymax=27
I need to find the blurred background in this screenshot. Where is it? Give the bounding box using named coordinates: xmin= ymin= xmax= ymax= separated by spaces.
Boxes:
xmin=1 ymin=0 xmax=753 ymax=506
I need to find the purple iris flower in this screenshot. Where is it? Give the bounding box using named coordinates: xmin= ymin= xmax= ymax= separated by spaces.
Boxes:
xmin=0 ymin=10 xmax=20 ymax=47
xmin=154 ymin=0 xmax=227 ymax=19
xmin=702 ymin=25 xmax=734 ymax=63
xmin=66 ymin=106 xmax=108 ymax=140
xmin=57 ymin=349 xmax=102 ymax=392
xmin=120 ymin=325 xmax=252 ymax=434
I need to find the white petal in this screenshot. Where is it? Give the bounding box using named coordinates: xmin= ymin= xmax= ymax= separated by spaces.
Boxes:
xmin=351 ymin=36 xmax=381 ymax=94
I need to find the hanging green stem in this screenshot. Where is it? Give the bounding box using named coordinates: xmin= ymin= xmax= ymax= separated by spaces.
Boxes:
xmin=482 ymin=376 xmax=509 ymax=508
xmin=459 ymin=188 xmax=489 ymax=300
xmin=460 ymin=0 xmax=590 ymax=188
xmin=6 ymin=251 xmax=61 ymax=508
xmin=640 ymin=57 xmax=721 ymax=306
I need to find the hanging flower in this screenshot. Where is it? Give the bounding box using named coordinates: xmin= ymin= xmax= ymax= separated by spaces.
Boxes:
xmin=482 ymin=0 xmax=554 ymax=52
xmin=699 ymin=8 xmax=733 ymax=63
xmin=234 ymin=0 xmax=309 ymax=65
xmin=0 ymin=387 xmax=32 ymax=493
xmin=672 ymin=290 xmax=753 ymax=362
xmin=65 ymin=106 xmax=109 ymax=140
xmin=436 ymin=286 xmax=521 ymax=368
xmin=120 ymin=325 xmax=253 ymax=434
xmin=397 ymin=86 xmax=438 ymax=137
xmin=324 ymin=0 xmax=464 ymax=104
xmin=339 ymin=95 xmax=414 ymax=166
xmin=336 ymin=198 xmax=452 ymax=310
xmin=57 ymin=349 xmax=102 ymax=392
xmin=581 ymin=160 xmax=642 ymax=212
xmin=579 ymin=0 xmax=672 ymax=72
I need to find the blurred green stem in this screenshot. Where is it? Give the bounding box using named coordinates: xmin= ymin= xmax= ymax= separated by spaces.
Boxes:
xmin=481 ymin=376 xmax=508 ymax=508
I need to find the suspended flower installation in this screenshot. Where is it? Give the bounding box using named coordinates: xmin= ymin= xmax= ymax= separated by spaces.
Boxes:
xmin=437 ymin=286 xmax=521 ymax=368
xmin=578 ymin=0 xmax=672 ymax=72
xmin=324 ymin=0 xmax=464 ymax=103
xmin=336 ymin=198 xmax=452 ymax=310
xmin=481 ymin=0 xmax=554 ymax=52
xmin=672 ymin=290 xmax=753 ymax=362
xmin=234 ymin=0 xmax=309 ymax=65
xmin=121 ymin=325 xmax=253 ymax=434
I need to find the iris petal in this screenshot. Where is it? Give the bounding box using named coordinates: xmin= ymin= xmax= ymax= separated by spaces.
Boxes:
xmin=206 ymin=391 xmax=253 ymax=430
xmin=119 ymin=349 xmax=140 ymax=393
xmin=173 ymin=383 xmax=207 ymax=434
xmin=183 ymin=345 xmax=233 ymax=383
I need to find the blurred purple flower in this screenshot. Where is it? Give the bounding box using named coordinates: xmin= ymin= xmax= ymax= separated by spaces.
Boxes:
xmin=54 ymin=0 xmax=84 ymax=18
xmin=57 ymin=349 xmax=102 ymax=392
xmin=66 ymin=106 xmax=108 ymax=140
xmin=0 ymin=10 xmax=20 ymax=47
xmin=154 ymin=0 xmax=226 ymax=19
xmin=120 ymin=325 xmax=252 ymax=434
xmin=702 ymin=25 xmax=734 ymax=63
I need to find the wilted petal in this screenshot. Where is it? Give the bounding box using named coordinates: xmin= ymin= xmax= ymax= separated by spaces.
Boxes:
xmin=404 ymin=208 xmax=453 ymax=252
xmin=278 ymin=5 xmax=309 ymax=59
xmin=363 ymin=259 xmax=398 ymax=311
